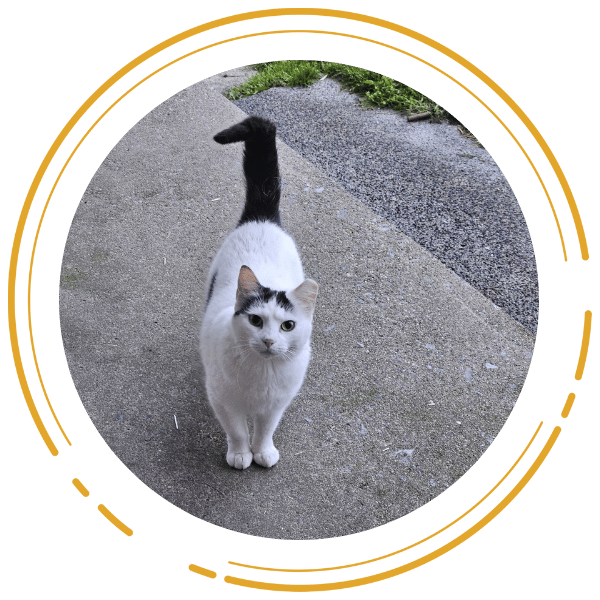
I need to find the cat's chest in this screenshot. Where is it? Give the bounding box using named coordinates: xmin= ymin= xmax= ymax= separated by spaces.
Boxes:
xmin=240 ymin=361 xmax=297 ymax=389
xmin=230 ymin=357 xmax=303 ymax=401
xmin=203 ymin=352 xmax=297 ymax=410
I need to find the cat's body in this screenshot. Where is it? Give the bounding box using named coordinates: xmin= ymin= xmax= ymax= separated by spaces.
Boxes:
xmin=200 ymin=116 xmax=318 ymax=470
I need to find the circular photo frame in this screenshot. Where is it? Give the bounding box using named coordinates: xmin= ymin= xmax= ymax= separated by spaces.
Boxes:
xmin=6 ymin=6 xmax=594 ymax=597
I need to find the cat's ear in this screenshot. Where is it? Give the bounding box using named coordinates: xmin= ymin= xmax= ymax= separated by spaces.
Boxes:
xmin=289 ymin=279 xmax=318 ymax=318
xmin=235 ymin=265 xmax=261 ymax=313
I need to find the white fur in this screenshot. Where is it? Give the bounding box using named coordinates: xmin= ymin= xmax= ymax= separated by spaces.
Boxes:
xmin=200 ymin=221 xmax=317 ymax=469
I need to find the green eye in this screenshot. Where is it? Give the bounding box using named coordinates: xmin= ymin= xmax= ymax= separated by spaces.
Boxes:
xmin=248 ymin=314 xmax=263 ymax=327
xmin=281 ymin=320 xmax=295 ymax=332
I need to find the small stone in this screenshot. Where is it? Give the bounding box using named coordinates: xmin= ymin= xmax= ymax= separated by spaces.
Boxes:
xmin=485 ymin=363 xmax=498 ymax=369
xmin=323 ymin=324 xmax=335 ymax=332
xmin=304 ymin=417 xmax=312 ymax=423
xmin=394 ymin=448 xmax=415 ymax=459
xmin=315 ymin=187 xmax=324 ymax=193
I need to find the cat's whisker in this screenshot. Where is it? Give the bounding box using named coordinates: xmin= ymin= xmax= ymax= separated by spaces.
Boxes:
xmin=225 ymin=343 xmax=252 ymax=357
xmin=238 ymin=348 xmax=253 ymax=370
xmin=282 ymin=348 xmax=297 ymax=363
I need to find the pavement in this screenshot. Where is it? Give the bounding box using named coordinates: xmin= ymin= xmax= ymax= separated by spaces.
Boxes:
xmin=59 ymin=68 xmax=535 ymax=540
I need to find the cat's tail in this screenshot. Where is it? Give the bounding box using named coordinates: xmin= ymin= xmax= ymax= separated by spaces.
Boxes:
xmin=213 ymin=116 xmax=281 ymax=227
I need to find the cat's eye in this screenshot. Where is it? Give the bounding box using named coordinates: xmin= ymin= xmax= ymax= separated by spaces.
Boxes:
xmin=281 ymin=320 xmax=295 ymax=332
xmin=248 ymin=314 xmax=263 ymax=328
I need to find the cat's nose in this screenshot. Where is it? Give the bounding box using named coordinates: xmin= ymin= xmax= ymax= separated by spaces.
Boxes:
xmin=263 ymin=339 xmax=274 ymax=349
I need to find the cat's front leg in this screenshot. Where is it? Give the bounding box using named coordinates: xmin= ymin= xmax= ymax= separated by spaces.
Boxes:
xmin=212 ymin=403 xmax=253 ymax=469
xmin=252 ymin=406 xmax=287 ymax=468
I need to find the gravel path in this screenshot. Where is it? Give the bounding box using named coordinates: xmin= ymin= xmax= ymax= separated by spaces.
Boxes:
xmin=233 ymin=77 xmax=538 ymax=334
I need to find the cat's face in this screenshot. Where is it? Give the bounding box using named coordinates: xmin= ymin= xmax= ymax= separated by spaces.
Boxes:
xmin=234 ymin=299 xmax=311 ymax=359
xmin=232 ymin=266 xmax=318 ymax=360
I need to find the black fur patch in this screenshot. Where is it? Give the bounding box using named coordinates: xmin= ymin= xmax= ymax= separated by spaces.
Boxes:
xmin=213 ymin=116 xmax=282 ymax=227
xmin=275 ymin=290 xmax=293 ymax=311
xmin=234 ymin=284 xmax=294 ymax=316
xmin=206 ymin=271 xmax=217 ymax=305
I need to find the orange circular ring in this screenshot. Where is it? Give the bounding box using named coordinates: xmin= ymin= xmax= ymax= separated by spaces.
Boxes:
xmin=8 ymin=8 xmax=591 ymax=592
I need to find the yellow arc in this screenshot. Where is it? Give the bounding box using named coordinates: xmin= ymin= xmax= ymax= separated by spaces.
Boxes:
xmin=230 ymin=421 xmax=543 ymax=573
xmin=225 ymin=427 xmax=561 ymax=591
xmin=575 ymin=311 xmax=592 ymax=380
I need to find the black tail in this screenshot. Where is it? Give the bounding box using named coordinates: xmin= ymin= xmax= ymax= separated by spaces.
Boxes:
xmin=213 ymin=116 xmax=281 ymax=227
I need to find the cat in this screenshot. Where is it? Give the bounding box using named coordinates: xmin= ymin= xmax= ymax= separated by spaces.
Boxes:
xmin=200 ymin=116 xmax=318 ymax=470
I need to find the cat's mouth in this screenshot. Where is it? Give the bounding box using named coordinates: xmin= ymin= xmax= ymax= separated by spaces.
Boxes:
xmin=255 ymin=346 xmax=281 ymax=359
xmin=260 ymin=348 xmax=276 ymax=358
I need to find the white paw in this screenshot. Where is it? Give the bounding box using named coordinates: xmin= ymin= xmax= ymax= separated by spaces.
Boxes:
xmin=253 ymin=446 xmax=280 ymax=468
xmin=227 ymin=451 xmax=253 ymax=470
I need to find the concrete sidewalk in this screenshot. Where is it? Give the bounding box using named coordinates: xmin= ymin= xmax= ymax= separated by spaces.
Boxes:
xmin=60 ymin=70 xmax=534 ymax=539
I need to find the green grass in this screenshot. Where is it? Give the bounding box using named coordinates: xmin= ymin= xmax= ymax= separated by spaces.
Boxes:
xmin=227 ymin=60 xmax=450 ymax=121
xmin=319 ymin=62 xmax=446 ymax=119
xmin=226 ymin=61 xmax=323 ymax=98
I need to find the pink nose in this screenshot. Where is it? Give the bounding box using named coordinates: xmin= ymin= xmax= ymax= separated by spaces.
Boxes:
xmin=263 ymin=339 xmax=274 ymax=349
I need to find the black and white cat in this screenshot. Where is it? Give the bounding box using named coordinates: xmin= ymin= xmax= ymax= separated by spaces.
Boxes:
xmin=200 ymin=116 xmax=318 ymax=470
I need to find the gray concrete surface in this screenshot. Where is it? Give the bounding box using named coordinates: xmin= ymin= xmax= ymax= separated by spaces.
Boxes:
xmin=59 ymin=69 xmax=534 ymax=540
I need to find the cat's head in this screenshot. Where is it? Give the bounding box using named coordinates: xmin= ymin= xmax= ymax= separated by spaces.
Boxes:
xmin=232 ymin=265 xmax=318 ymax=359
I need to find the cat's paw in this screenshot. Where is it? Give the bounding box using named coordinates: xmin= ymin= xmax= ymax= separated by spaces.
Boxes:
xmin=253 ymin=446 xmax=280 ymax=468
xmin=227 ymin=451 xmax=253 ymax=470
